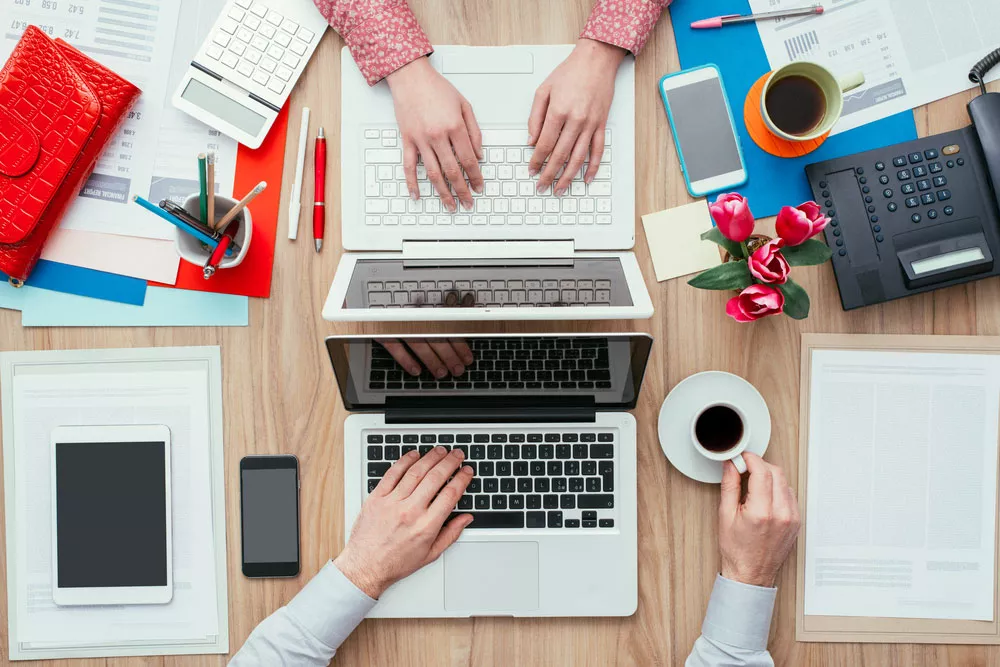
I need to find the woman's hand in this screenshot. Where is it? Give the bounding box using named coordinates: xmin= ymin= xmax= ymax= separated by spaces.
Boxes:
xmin=528 ymin=39 xmax=625 ymax=195
xmin=386 ymin=57 xmax=484 ymax=212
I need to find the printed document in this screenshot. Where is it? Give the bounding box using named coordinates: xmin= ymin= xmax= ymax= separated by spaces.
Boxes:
xmin=750 ymin=0 xmax=1000 ymax=134
xmin=0 ymin=0 xmax=238 ymax=239
xmin=804 ymin=349 xmax=999 ymax=621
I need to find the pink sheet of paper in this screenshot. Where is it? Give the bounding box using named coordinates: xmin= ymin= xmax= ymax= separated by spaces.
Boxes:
xmin=41 ymin=229 xmax=181 ymax=285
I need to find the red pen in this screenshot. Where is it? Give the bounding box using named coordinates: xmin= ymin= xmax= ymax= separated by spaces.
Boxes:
xmin=313 ymin=126 xmax=326 ymax=252
xmin=203 ymin=219 xmax=241 ymax=279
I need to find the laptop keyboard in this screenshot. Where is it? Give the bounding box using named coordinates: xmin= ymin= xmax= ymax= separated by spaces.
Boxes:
xmin=369 ymin=337 xmax=612 ymax=391
xmin=365 ymin=430 xmax=618 ymax=529
xmin=368 ymin=277 xmax=615 ymax=308
xmin=362 ymin=126 xmax=613 ymax=228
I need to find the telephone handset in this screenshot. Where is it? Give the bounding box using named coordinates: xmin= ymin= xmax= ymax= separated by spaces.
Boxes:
xmin=803 ymin=48 xmax=1000 ymax=310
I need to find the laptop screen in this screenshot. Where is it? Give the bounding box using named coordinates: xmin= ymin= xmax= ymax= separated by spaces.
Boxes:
xmin=326 ymin=334 xmax=652 ymax=411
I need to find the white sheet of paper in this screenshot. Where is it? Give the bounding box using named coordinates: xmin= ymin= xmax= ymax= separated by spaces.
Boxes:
xmin=804 ymin=348 xmax=999 ymax=621
xmin=750 ymin=0 xmax=1000 ymax=135
xmin=40 ymin=229 xmax=181 ymax=285
xmin=641 ymin=201 xmax=722 ymax=282
xmin=0 ymin=0 xmax=238 ymax=240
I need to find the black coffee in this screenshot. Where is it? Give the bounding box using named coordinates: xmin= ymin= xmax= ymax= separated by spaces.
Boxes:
xmin=764 ymin=75 xmax=827 ymax=136
xmin=695 ymin=405 xmax=744 ymax=452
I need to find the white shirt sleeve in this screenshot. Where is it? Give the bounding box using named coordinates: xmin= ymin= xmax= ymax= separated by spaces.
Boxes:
xmin=229 ymin=561 xmax=377 ymax=667
xmin=685 ymin=575 xmax=777 ymax=667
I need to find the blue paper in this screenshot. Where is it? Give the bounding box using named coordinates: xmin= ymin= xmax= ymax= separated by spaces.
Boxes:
xmin=2 ymin=260 xmax=147 ymax=306
xmin=668 ymin=0 xmax=918 ymax=216
xmin=19 ymin=286 xmax=248 ymax=327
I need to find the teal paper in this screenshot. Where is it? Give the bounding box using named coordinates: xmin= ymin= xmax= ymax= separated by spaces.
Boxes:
xmin=19 ymin=286 xmax=248 ymax=327
xmin=0 ymin=280 xmax=25 ymax=311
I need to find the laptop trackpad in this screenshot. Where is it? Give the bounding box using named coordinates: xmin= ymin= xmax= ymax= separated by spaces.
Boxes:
xmin=444 ymin=542 xmax=539 ymax=613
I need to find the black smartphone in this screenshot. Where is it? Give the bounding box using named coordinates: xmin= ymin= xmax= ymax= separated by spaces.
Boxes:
xmin=239 ymin=455 xmax=300 ymax=578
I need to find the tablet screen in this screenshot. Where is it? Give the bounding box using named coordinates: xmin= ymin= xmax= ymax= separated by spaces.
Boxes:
xmin=54 ymin=441 xmax=168 ymax=588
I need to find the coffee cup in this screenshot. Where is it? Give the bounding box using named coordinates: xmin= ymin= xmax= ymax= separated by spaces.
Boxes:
xmin=690 ymin=401 xmax=750 ymax=473
xmin=761 ymin=61 xmax=865 ymax=142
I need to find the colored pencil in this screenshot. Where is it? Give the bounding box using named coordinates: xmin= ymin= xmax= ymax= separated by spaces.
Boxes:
xmin=198 ymin=152 xmax=209 ymax=224
xmin=206 ymin=152 xmax=216 ymax=229
xmin=133 ymin=195 xmax=219 ymax=248
xmin=215 ymin=181 xmax=267 ymax=230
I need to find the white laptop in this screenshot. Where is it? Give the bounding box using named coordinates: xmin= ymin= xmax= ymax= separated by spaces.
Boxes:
xmin=323 ymin=45 xmax=653 ymax=322
xmin=326 ymin=333 xmax=651 ymax=617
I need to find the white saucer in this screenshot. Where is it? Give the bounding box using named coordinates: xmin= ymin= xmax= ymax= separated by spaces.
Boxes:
xmin=658 ymin=371 xmax=771 ymax=484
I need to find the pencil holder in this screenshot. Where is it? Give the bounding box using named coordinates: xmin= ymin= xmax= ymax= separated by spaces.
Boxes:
xmin=176 ymin=193 xmax=253 ymax=270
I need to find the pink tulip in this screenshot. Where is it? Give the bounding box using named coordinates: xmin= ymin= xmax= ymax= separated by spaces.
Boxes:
xmin=725 ymin=284 xmax=785 ymax=322
xmin=747 ymin=238 xmax=790 ymax=284
xmin=775 ymin=201 xmax=830 ymax=246
xmin=709 ymin=192 xmax=755 ymax=243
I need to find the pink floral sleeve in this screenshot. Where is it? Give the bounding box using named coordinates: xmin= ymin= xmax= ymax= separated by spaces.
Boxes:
xmin=580 ymin=0 xmax=672 ymax=55
xmin=312 ymin=0 xmax=432 ymax=85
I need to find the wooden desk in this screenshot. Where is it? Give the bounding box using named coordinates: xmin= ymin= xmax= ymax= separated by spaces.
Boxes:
xmin=2 ymin=1 xmax=999 ymax=665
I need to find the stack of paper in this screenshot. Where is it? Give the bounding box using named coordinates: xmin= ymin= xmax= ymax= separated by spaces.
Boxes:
xmin=1 ymin=347 xmax=229 ymax=660
xmin=0 ymin=0 xmax=262 ymax=325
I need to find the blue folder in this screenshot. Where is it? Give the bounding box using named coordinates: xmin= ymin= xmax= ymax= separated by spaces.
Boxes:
xmin=2 ymin=259 xmax=147 ymax=306
xmin=668 ymin=0 xmax=918 ymax=216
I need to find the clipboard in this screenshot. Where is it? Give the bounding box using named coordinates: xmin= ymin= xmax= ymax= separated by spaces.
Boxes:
xmin=797 ymin=333 xmax=1000 ymax=644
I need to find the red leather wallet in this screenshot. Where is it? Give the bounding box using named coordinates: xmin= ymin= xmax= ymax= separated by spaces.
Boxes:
xmin=0 ymin=25 xmax=140 ymax=283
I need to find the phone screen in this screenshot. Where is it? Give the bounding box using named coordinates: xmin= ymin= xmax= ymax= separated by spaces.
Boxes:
xmin=240 ymin=456 xmax=300 ymax=577
xmin=663 ymin=73 xmax=743 ymax=188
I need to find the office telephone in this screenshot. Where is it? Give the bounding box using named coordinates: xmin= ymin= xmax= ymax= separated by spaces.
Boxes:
xmin=804 ymin=49 xmax=1000 ymax=310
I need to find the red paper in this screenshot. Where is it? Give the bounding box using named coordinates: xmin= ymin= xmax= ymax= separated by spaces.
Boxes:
xmin=155 ymin=106 xmax=289 ymax=298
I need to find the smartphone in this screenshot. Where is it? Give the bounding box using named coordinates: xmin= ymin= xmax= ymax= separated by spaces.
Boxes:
xmin=240 ymin=455 xmax=300 ymax=578
xmin=659 ymin=65 xmax=747 ymax=198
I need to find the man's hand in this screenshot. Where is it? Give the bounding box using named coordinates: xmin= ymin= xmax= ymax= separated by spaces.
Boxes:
xmin=334 ymin=448 xmax=474 ymax=598
xmin=378 ymin=338 xmax=474 ymax=379
xmin=718 ymin=453 xmax=800 ymax=588
xmin=386 ymin=57 xmax=484 ymax=212
xmin=527 ymin=39 xmax=625 ymax=195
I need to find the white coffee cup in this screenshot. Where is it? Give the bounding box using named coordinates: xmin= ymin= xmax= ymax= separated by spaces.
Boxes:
xmin=690 ymin=401 xmax=750 ymax=474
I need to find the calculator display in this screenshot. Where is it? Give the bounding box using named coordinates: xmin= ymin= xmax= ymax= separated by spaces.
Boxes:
xmin=181 ymin=79 xmax=266 ymax=136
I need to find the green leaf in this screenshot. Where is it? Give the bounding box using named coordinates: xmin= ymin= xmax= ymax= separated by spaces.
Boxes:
xmin=688 ymin=261 xmax=755 ymax=291
xmin=700 ymin=227 xmax=744 ymax=259
xmin=782 ymin=239 xmax=833 ymax=267
xmin=778 ymin=278 xmax=810 ymax=319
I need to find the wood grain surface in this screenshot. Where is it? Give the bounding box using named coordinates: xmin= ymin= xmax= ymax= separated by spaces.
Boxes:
xmin=2 ymin=2 xmax=999 ymax=665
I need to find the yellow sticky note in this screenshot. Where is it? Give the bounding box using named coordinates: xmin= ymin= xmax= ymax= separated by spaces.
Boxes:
xmin=641 ymin=200 xmax=722 ymax=282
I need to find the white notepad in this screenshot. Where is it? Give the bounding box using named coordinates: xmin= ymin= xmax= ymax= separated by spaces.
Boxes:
xmin=804 ymin=348 xmax=999 ymax=622
xmin=1 ymin=347 xmax=229 ymax=660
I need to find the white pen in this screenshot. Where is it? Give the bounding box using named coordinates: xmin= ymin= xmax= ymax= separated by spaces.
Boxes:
xmin=288 ymin=106 xmax=310 ymax=241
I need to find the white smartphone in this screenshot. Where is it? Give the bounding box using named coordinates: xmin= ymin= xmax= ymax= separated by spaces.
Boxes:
xmin=659 ymin=65 xmax=747 ymax=198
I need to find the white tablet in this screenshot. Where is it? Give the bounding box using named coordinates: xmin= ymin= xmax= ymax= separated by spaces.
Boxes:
xmin=50 ymin=424 xmax=173 ymax=606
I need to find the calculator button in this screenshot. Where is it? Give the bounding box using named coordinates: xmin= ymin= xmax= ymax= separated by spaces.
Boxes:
xmin=932 ymin=175 xmax=947 ymax=187
xmin=213 ymin=31 xmax=232 ymax=47
xmin=243 ymin=14 xmax=261 ymax=30
xmin=249 ymin=2 xmax=268 ymax=17
xmin=229 ymin=41 xmax=246 ymax=56
xmin=897 ymin=169 xmax=911 ymax=180
xmin=265 ymin=9 xmax=283 ymax=25
xmin=910 ymin=214 xmax=921 ymax=224
xmin=297 ymin=26 xmax=316 ymax=42
xmin=937 ymin=189 xmax=951 ymax=201
xmin=289 ymin=39 xmax=309 ymax=56
xmin=275 ymin=65 xmax=294 ymax=81
xmin=236 ymin=27 xmax=254 ymax=43
xmin=887 ymin=202 xmax=898 ymax=212
xmin=252 ymin=70 xmax=270 ymax=86
xmin=206 ymin=44 xmax=224 ymax=59
xmin=258 ymin=56 xmax=277 ymax=73
xmin=879 ymin=175 xmax=889 ymax=185
xmin=274 ymin=31 xmax=292 ymax=48
xmin=260 ymin=23 xmax=277 ymax=39
xmin=281 ymin=18 xmax=300 ymax=34
xmin=267 ymin=79 xmax=286 ymax=95
xmin=944 ymin=205 xmax=954 ymax=215
xmin=908 ymin=152 xmax=923 ymax=163
xmin=927 ymin=209 xmax=938 ymax=219
xmin=228 ymin=6 xmax=247 ymax=21
xmin=250 ymin=35 xmax=268 ymax=51
xmin=901 ymin=183 xmax=915 ymax=194
xmin=219 ymin=17 xmax=239 ymax=34
xmin=234 ymin=0 xmax=252 ymax=7
xmin=282 ymin=52 xmax=301 ymax=68
xmin=245 ymin=48 xmax=262 ymax=64
xmin=912 ymin=165 xmax=927 ymax=177
xmin=929 ymin=162 xmax=942 ymax=173
xmin=883 ymin=188 xmax=893 ymax=198
xmin=892 ymin=156 xmax=907 ymax=167
xmin=875 ymin=161 xmax=885 ymax=171
xmin=905 ymin=197 xmax=919 ymax=208
xmin=220 ymin=51 xmax=239 ymax=68
xmin=920 ymin=193 xmax=935 ymax=205
xmin=916 ymin=179 xmax=931 ymax=191
xmin=924 ymin=148 xmax=938 ymax=160
xmin=266 ymin=45 xmax=285 ymax=61
xmin=236 ymin=60 xmax=254 ymax=77
xmin=365 ymin=129 xmax=380 ymax=139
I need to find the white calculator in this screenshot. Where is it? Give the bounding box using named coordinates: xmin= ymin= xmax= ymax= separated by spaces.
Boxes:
xmin=172 ymin=0 xmax=329 ymax=149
